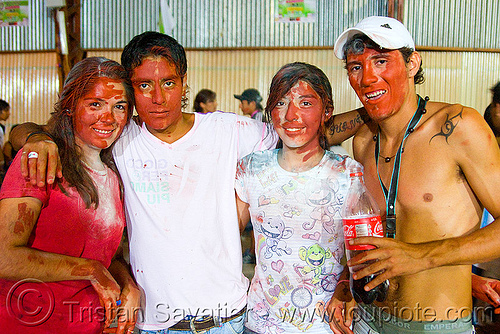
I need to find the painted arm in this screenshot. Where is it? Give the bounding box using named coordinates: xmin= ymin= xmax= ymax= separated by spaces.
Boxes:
xmin=325 ymin=108 xmax=369 ymax=146
xmin=472 ymin=273 xmax=500 ymax=312
xmin=326 ymin=266 xmax=355 ymax=334
xmin=348 ymin=106 xmax=500 ymax=290
xmin=9 ymin=122 xmax=62 ymax=186
xmin=107 ymin=234 xmax=141 ymax=334
xmin=0 ymin=197 xmax=121 ymax=325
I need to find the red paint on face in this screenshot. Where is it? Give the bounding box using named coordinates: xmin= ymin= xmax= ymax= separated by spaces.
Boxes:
xmin=130 ymin=57 xmax=185 ymax=136
xmin=13 ymin=202 xmax=34 ymax=235
xmin=346 ymin=48 xmax=410 ymax=122
xmin=271 ymin=81 xmax=325 ymax=156
xmin=73 ymin=78 xmax=128 ymax=152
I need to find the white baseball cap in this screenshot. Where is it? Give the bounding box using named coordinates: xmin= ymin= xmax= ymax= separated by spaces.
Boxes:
xmin=334 ymin=16 xmax=415 ymax=59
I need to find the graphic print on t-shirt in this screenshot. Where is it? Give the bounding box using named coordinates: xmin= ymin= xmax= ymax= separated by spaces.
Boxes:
xmin=236 ymin=150 xmax=360 ymax=333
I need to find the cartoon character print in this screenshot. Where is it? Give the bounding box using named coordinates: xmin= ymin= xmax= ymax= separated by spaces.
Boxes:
xmin=298 ymin=244 xmax=332 ymax=285
xmin=298 ymin=176 xmax=344 ymax=233
xmin=250 ymin=301 xmax=285 ymax=334
xmin=256 ymin=212 xmax=293 ymax=259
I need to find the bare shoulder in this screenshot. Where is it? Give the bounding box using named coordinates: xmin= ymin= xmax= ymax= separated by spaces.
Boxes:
xmin=353 ymin=123 xmax=377 ymax=160
xmin=424 ymin=101 xmax=490 ymax=143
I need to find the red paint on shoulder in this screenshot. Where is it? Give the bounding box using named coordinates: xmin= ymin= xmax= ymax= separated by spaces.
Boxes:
xmin=13 ymin=202 xmax=35 ymax=235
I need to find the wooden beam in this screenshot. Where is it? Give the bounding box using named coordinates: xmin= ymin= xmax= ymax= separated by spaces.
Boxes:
xmin=52 ymin=0 xmax=85 ymax=91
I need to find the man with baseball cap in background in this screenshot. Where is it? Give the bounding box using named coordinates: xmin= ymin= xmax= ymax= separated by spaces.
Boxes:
xmin=326 ymin=16 xmax=500 ymax=334
xmin=234 ymin=88 xmax=265 ymax=122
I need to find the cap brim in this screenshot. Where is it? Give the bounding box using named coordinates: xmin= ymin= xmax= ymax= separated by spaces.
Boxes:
xmin=334 ymin=27 xmax=414 ymax=59
xmin=334 ymin=28 xmax=367 ymax=59
xmin=234 ymin=94 xmax=243 ymax=100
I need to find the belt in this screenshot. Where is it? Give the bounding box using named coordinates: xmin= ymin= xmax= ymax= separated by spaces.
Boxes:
xmin=169 ymin=307 xmax=246 ymax=332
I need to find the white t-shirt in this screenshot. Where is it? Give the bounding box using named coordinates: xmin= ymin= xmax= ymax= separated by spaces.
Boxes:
xmin=235 ymin=150 xmax=360 ymax=333
xmin=112 ymin=112 xmax=278 ymax=330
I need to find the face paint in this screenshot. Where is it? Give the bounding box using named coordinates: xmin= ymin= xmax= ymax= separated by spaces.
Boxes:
xmin=13 ymin=202 xmax=35 ymax=235
xmin=346 ymin=48 xmax=410 ymax=122
xmin=131 ymin=57 xmax=185 ymax=136
xmin=271 ymin=81 xmax=325 ymax=157
xmin=73 ymin=78 xmax=128 ymax=153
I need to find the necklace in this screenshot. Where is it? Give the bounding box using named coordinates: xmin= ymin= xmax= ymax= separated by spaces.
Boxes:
xmin=374 ymin=141 xmax=407 ymax=163
xmin=374 ymin=95 xmax=429 ymax=238
xmin=373 ymin=96 xmax=428 ymax=163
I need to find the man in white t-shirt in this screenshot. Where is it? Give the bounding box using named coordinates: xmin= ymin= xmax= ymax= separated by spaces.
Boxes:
xmin=15 ymin=32 xmax=365 ymax=333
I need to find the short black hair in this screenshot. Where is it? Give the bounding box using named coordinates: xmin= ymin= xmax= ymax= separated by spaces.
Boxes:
xmin=121 ymin=31 xmax=188 ymax=110
xmin=492 ymin=81 xmax=500 ymax=105
xmin=343 ymin=34 xmax=425 ymax=85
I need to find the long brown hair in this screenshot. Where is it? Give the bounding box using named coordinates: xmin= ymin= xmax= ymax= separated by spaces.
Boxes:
xmin=46 ymin=57 xmax=134 ymax=208
xmin=265 ymin=62 xmax=334 ymax=150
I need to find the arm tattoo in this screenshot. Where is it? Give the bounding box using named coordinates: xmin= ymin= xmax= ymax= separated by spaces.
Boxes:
xmin=329 ymin=114 xmax=363 ymax=135
xmin=429 ymin=109 xmax=463 ymax=144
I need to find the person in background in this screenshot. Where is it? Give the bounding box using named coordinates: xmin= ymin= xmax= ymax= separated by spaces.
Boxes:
xmin=0 ymin=99 xmax=10 ymax=147
xmin=329 ymin=16 xmax=500 ymax=334
xmin=236 ymin=62 xmax=357 ymax=334
xmin=472 ymin=80 xmax=500 ymax=334
xmin=193 ymin=89 xmax=218 ymax=113
xmin=234 ymin=88 xmax=265 ymax=122
xmin=0 ymin=99 xmax=11 ymax=172
xmin=0 ymin=124 xmax=19 ymax=187
xmin=234 ymin=88 xmax=267 ymax=264
xmin=484 ymin=81 xmax=500 ymax=143
xmin=0 ymin=57 xmax=139 ymax=333
xmin=2 ymin=124 xmax=19 ymax=172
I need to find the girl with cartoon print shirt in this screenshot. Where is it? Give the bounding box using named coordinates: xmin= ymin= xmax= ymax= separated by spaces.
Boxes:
xmin=236 ymin=62 xmax=359 ymax=334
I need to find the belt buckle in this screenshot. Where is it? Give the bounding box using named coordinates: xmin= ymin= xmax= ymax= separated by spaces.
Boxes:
xmin=189 ymin=317 xmax=199 ymax=334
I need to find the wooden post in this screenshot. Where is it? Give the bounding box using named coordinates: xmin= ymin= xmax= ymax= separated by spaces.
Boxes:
xmin=52 ymin=0 xmax=85 ymax=91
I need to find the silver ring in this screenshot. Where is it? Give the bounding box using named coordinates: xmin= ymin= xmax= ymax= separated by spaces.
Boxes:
xmin=27 ymin=152 xmax=39 ymax=159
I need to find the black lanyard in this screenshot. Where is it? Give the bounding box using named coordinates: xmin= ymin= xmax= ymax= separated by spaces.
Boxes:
xmin=374 ymin=95 xmax=428 ymax=238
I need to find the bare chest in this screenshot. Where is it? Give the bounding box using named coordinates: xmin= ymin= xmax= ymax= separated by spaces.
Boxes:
xmin=359 ymin=137 xmax=480 ymax=242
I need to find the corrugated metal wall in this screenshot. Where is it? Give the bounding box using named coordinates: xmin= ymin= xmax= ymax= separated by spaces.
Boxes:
xmin=169 ymin=0 xmax=387 ymax=48
xmin=406 ymin=0 xmax=500 ymax=49
xmin=0 ymin=52 xmax=58 ymax=134
xmin=0 ymin=0 xmax=54 ymax=51
xmin=3 ymin=0 xmax=500 ymax=51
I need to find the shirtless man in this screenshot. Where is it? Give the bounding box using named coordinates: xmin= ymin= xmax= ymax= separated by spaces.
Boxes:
xmin=329 ymin=16 xmax=500 ymax=333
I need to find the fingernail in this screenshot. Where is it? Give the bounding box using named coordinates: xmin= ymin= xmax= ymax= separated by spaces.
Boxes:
xmin=116 ymin=299 xmax=122 ymax=306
